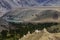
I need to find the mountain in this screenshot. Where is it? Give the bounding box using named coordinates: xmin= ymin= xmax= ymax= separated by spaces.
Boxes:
xmin=20 ymin=28 xmax=60 ymax=40
xmin=0 ymin=0 xmax=60 ymax=10
xmin=0 ymin=0 xmax=60 ymax=17
xmin=2 ymin=8 xmax=60 ymax=23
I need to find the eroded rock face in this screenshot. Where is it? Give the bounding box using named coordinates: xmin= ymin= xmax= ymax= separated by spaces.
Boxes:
xmin=20 ymin=28 xmax=60 ymax=40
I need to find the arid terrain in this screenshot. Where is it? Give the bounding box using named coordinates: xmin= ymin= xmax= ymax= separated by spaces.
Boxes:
xmin=20 ymin=28 xmax=60 ymax=40
xmin=0 ymin=7 xmax=60 ymax=40
xmin=2 ymin=7 xmax=60 ymax=23
xmin=1 ymin=0 xmax=60 ymax=40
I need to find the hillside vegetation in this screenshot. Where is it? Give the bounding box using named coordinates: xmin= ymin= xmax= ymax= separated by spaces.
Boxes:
xmin=0 ymin=22 xmax=60 ymax=40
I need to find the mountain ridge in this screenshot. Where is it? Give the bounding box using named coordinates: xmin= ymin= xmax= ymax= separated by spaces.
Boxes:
xmin=0 ymin=0 xmax=60 ymax=17
xmin=0 ymin=0 xmax=60 ymax=10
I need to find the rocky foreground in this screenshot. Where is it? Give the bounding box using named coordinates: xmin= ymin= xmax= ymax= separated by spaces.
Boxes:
xmin=19 ymin=28 xmax=60 ymax=40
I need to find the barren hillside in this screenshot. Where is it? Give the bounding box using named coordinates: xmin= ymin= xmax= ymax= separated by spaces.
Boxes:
xmin=2 ymin=7 xmax=60 ymax=23
xmin=20 ymin=28 xmax=60 ymax=40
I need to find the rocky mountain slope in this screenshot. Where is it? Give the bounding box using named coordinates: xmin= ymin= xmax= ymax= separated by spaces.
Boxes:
xmin=20 ymin=28 xmax=60 ymax=40
xmin=2 ymin=8 xmax=60 ymax=23
xmin=0 ymin=0 xmax=60 ymax=17
xmin=0 ymin=0 xmax=60 ymax=10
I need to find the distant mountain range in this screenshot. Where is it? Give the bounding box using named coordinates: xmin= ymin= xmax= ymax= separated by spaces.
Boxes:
xmin=0 ymin=0 xmax=60 ymax=17
xmin=2 ymin=8 xmax=60 ymax=23
xmin=0 ymin=0 xmax=60 ymax=10
xmin=0 ymin=0 xmax=60 ymax=32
